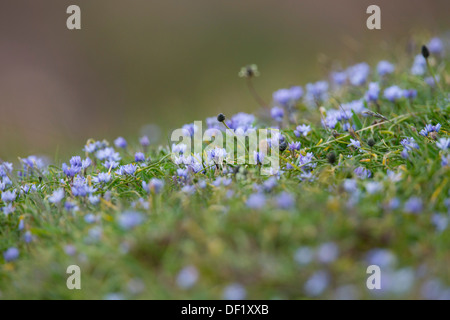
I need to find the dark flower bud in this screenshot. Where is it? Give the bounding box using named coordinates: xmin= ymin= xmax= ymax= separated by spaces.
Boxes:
xmin=421 ymin=45 xmax=430 ymax=59
xmin=327 ymin=152 xmax=336 ymax=165
xmin=367 ymin=138 xmax=375 ymax=147
xmin=217 ymin=113 xmax=226 ymax=122
xmin=279 ymin=141 xmax=287 ymax=152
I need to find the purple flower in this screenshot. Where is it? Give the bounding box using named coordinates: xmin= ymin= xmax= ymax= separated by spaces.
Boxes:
xmin=273 ymin=86 xmax=303 ymax=106
xmin=432 ymin=214 xmax=448 ymax=232
xmin=182 ymin=123 xmax=198 ymax=137
xmin=305 ymin=81 xmax=329 ymax=105
xmin=3 ymin=247 xmax=19 ymax=262
xmin=82 ymin=158 xmax=91 ymax=169
xmin=442 ymin=154 xmax=449 ymax=167
xmin=118 ymin=211 xmax=144 ymax=230
xmin=425 ymin=76 xmax=439 ymax=87
xmin=289 ymin=86 xmax=303 ymax=101
xmin=0 ymin=162 xmax=13 ymax=177
xmin=304 ymin=270 xmax=329 ymax=297
xmin=223 ymin=283 xmax=247 ymax=300
xmin=377 ymin=60 xmax=395 ymax=76
xmin=294 ymin=247 xmax=314 ymax=266
xmin=1 ymin=189 xmax=16 ymax=202
xmin=62 ymin=163 xmax=80 ymax=177
xmin=354 ymin=167 xmax=371 ymax=179
xmin=181 ymin=185 xmax=196 ymax=195
xmin=49 ymin=188 xmax=65 ymax=204
xmin=176 ymin=265 xmax=198 ymax=289
xmin=177 ymin=168 xmax=189 ymax=179
xmin=366 ymin=181 xmax=382 ymax=194
xmin=114 ymin=137 xmax=127 ymax=149
xmin=401 ymin=137 xmax=419 ymax=151
xmin=70 ymin=156 xmax=82 ymax=169
xmin=428 ymin=37 xmax=444 ymax=55
xmin=348 ymin=139 xmax=361 ymax=149
xmin=346 ymin=62 xmax=370 ymax=86
xmin=93 ymin=172 xmax=111 ymax=184
xmin=253 ymin=151 xmax=265 ymax=165
xmin=135 ymin=152 xmax=146 ymax=162
xmin=140 ymin=135 xmax=150 ymax=147
xmin=343 ymin=179 xmax=357 ymax=192
xmin=288 ymin=142 xmax=301 ymax=151
xmin=64 ymin=244 xmax=77 ymax=256
xmin=116 ymin=164 xmax=137 ymax=176
xmin=317 ymin=242 xmax=339 ymax=264
xmin=142 ymin=178 xmax=164 ymax=194
xmin=330 ymin=71 xmax=347 ymax=86
xmin=246 ymin=193 xmax=266 ymax=209
xmin=384 ymin=85 xmax=404 ymax=102
xmin=404 ymin=197 xmax=423 ymax=214
xmin=2 ymin=204 xmax=14 ymax=216
xmin=276 ymin=192 xmax=295 ymax=210
xmin=273 ymin=88 xmax=291 ymax=106
xmin=411 ymin=54 xmax=426 ymax=75
xmin=436 ymin=138 xmax=450 ymax=150
xmin=366 ymin=249 xmax=397 ymax=268
xmin=24 ymin=231 xmax=33 ymax=243
xmin=403 ymin=89 xmax=417 ymax=100
xmin=365 ymin=82 xmax=380 ymax=102
xmin=294 ymin=124 xmax=311 ymax=137
xmin=270 ymin=106 xmax=284 ymax=122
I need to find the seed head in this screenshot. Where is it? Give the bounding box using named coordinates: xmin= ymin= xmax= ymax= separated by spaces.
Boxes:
xmin=327 ymin=152 xmax=336 ymax=165
xmin=367 ymin=138 xmax=376 ymax=147
xmin=421 ymin=45 xmax=430 ymax=59
xmin=217 ymin=113 xmax=226 ymax=122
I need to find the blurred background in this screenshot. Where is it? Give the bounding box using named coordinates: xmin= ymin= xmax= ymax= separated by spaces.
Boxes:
xmin=0 ymin=0 xmax=449 ymax=160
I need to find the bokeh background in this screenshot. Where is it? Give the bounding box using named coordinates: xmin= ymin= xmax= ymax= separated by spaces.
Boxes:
xmin=0 ymin=0 xmax=449 ymax=160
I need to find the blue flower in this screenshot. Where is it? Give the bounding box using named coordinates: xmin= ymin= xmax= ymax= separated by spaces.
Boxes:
xmin=346 ymin=62 xmax=370 ymax=86
xmin=246 ymin=193 xmax=266 ymax=209
xmin=377 ymin=60 xmax=395 ymax=76
xmin=142 ymin=178 xmax=164 ymax=194
xmin=135 ymin=152 xmax=146 ymax=162
xmin=304 ymin=270 xmax=329 ymax=297
xmin=384 ymin=85 xmax=404 ymax=102
xmin=401 ymin=137 xmax=419 ymax=151
xmin=294 ymin=124 xmax=311 ymax=137
xmin=223 ymin=283 xmax=247 ymax=300
xmin=317 ymin=242 xmax=339 ymax=264
xmin=294 ymin=247 xmax=314 ymax=266
xmin=24 ymin=231 xmax=33 ymax=243
xmin=270 ymin=106 xmax=284 ymax=122
xmin=273 ymin=86 xmax=303 ymax=106
xmin=348 ymin=139 xmax=361 ymax=149
xmin=288 ymin=142 xmax=301 ymax=151
xmin=253 ymin=151 xmax=265 ymax=165
xmin=118 ymin=211 xmax=144 ymax=230
xmin=93 ymin=172 xmax=111 ymax=184
xmin=404 ymin=197 xmax=423 ymax=214
xmin=62 ymin=163 xmax=80 ymax=177
xmin=140 ymin=135 xmax=150 ymax=147
xmin=305 ymin=81 xmax=329 ymax=106
xmin=411 ymin=54 xmax=426 ymax=75
xmin=330 ymin=71 xmax=347 ymax=86
xmin=436 ymin=138 xmax=450 ymax=150
xmin=403 ymin=89 xmax=417 ymax=100
xmin=114 ymin=137 xmax=127 ymax=149
xmin=276 ymin=192 xmax=295 ymax=210
xmin=3 ymin=247 xmax=19 ymax=262
xmin=428 ymin=37 xmax=444 ymax=55
xmin=354 ymin=167 xmax=371 ymax=179
xmin=116 ymin=164 xmax=137 ymax=176
xmin=182 ymin=123 xmax=198 ymax=137
xmin=82 ymin=158 xmax=92 ymax=169
xmin=1 ymin=189 xmax=17 ymax=202
xmin=176 ymin=265 xmax=198 ymax=289
xmin=365 ymin=82 xmax=380 ymax=102
xmin=3 ymin=204 xmax=15 ymax=216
